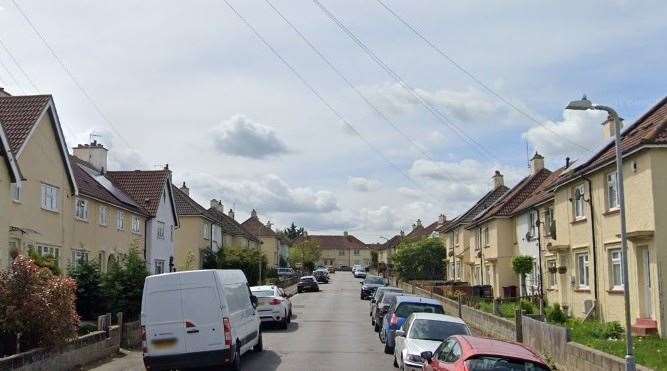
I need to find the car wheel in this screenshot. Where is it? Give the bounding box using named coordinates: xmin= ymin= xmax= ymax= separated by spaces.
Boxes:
xmin=379 ymin=329 xmax=385 ymax=343
xmin=280 ymin=315 xmax=289 ymax=329
xmin=253 ymin=331 xmax=263 ymax=352
xmin=287 ymin=310 xmax=292 ymax=323
xmin=297 ymin=288 xmax=302 ymax=293
xmin=393 ymin=355 xmax=398 ymax=368
xmin=231 ymin=343 xmax=242 ymax=370
xmin=384 ymin=343 xmax=393 ymax=355
xmin=374 ymin=322 xmax=380 ymax=332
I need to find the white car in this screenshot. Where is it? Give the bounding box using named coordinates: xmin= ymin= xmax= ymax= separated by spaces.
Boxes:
xmin=353 ymin=265 xmax=367 ymax=278
xmin=393 ymin=312 xmax=471 ymax=370
xmin=250 ymin=285 xmax=293 ymax=329
xmin=141 ymin=270 xmax=262 ymax=371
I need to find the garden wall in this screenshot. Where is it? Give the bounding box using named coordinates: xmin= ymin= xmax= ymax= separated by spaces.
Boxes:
xmin=121 ymin=320 xmax=142 ymax=349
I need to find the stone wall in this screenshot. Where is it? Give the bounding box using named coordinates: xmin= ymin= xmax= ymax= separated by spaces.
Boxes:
xmin=122 ymin=320 xmax=142 ymax=349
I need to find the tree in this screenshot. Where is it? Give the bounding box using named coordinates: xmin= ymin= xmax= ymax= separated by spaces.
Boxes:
xmin=391 ymin=237 xmax=445 ymax=281
xmin=371 ymin=250 xmax=379 ymax=269
xmin=512 ymin=255 xmax=534 ymax=296
xmin=102 ymin=248 xmax=149 ymax=321
xmin=200 ymin=247 xmax=267 ymax=285
xmin=0 ymin=255 xmax=79 ymax=353
xmin=283 ymin=222 xmax=306 ymax=241
xmin=69 ymin=259 xmax=104 ymax=320
xmin=289 ymin=240 xmax=320 ymax=272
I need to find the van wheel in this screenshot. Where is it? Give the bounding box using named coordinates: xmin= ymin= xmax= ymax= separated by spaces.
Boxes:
xmin=280 ymin=315 xmax=289 ymax=329
xmin=253 ymin=331 xmax=263 ymax=352
xmin=229 ymin=342 xmax=241 ymax=371
xmin=287 ymin=309 xmax=292 ymax=323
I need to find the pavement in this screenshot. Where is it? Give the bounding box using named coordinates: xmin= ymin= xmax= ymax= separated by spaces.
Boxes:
xmin=86 ymin=272 xmax=397 ymax=371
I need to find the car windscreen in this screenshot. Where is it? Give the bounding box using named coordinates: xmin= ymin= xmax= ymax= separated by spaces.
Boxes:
xmin=466 ymin=356 xmax=549 ymax=371
xmin=408 ymin=319 xmax=470 ymax=341
xmin=381 ymin=292 xmax=402 ymax=304
xmin=301 ymin=277 xmax=315 ymax=282
xmin=251 ymin=290 xmax=275 ymax=298
xmin=395 ymin=302 xmax=444 ymax=317
xmin=363 ymin=276 xmax=385 ymax=285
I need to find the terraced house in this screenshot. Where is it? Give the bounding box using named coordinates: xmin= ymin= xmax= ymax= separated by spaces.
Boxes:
xmin=546 ymin=97 xmax=667 ymax=336
xmin=207 ymin=200 xmax=261 ymax=250
xmin=441 ymin=171 xmax=508 ymax=284
xmin=301 ymin=232 xmax=370 ymax=268
xmin=0 ymin=104 xmax=21 ymax=258
xmin=242 ymin=209 xmax=281 ymax=267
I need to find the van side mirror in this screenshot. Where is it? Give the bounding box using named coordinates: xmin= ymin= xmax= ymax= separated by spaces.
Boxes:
xmin=250 ymin=295 xmax=258 ymax=308
xmin=421 ymin=351 xmax=433 ymax=363
xmin=395 ymin=329 xmax=406 ymax=337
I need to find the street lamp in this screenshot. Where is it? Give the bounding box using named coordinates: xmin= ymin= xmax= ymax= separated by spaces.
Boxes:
xmin=566 ymin=95 xmax=634 ymax=371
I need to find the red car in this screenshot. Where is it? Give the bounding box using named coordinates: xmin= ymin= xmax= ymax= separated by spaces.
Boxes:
xmin=420 ymin=335 xmax=550 ymax=371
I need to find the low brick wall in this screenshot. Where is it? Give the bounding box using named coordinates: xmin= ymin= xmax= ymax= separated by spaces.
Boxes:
xmin=122 ymin=320 xmax=142 ymax=349
xmin=0 ymin=326 xmax=120 ymax=371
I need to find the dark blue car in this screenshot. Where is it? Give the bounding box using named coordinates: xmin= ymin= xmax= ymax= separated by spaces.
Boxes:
xmin=379 ymin=295 xmax=444 ymax=354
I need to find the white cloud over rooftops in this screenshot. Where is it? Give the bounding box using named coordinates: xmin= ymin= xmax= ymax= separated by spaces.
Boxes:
xmin=210 ymin=114 xmax=290 ymax=159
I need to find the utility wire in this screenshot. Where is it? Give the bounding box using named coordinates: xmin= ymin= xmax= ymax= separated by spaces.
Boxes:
xmin=263 ymin=0 xmax=436 ymax=162
xmin=0 ymin=49 xmax=24 ymax=93
xmin=221 ymin=0 xmax=444 ymax=209
xmin=10 ymin=0 xmax=135 ymax=150
xmin=313 ymin=0 xmax=496 ymax=161
xmin=0 ymin=37 xmax=39 ymax=92
xmin=374 ymin=0 xmax=592 ymax=154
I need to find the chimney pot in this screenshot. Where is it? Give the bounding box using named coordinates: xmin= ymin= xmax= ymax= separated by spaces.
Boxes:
xmin=530 ymin=152 xmax=545 ymax=175
xmin=492 ymin=171 xmax=504 ymax=189
xmin=179 ymin=181 xmax=189 ymax=196
xmin=72 ymin=140 xmax=108 ymax=172
xmin=251 ymin=209 xmax=258 ymax=218
xmin=228 ymin=208 xmax=235 ymax=220
xmin=566 ymin=157 xmax=571 ymax=168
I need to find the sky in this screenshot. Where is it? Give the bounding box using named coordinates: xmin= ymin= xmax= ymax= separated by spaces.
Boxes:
xmin=0 ymin=0 xmax=665 ymax=242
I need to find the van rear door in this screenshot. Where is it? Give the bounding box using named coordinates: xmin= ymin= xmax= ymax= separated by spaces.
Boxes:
xmin=143 ymin=274 xmax=187 ymax=355
xmin=179 ymin=271 xmax=224 ymax=353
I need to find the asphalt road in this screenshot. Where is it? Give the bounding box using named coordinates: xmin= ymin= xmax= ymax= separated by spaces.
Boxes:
xmin=87 ymin=272 xmax=395 ymax=371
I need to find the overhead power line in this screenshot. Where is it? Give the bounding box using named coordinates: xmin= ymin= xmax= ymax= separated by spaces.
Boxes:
xmin=0 ymin=37 xmax=39 ymax=92
xmin=0 ymin=48 xmax=25 ymax=93
xmin=221 ymin=0 xmax=444 ymax=209
xmin=10 ymin=0 xmax=135 ymax=151
xmin=374 ymin=0 xmax=592 ymax=154
xmin=312 ymin=0 xmax=496 ymax=162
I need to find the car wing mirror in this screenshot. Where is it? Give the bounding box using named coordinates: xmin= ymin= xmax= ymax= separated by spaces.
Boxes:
xmin=420 ymin=351 xmax=433 ymax=363
xmin=395 ymin=329 xmax=406 ymax=337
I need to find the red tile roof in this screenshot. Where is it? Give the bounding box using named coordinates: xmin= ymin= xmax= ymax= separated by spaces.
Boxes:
xmin=241 ymin=215 xmax=277 ymax=237
xmin=105 ymin=169 xmax=172 ymax=217
xmin=511 ymin=166 xmax=567 ymax=215
xmin=381 ymin=235 xmax=402 ymax=250
xmin=207 ymin=207 xmax=261 ymax=243
xmin=0 ymin=95 xmax=51 ymax=153
xmin=442 ymin=185 xmax=509 ymax=232
xmin=295 ymin=234 xmax=368 ymax=250
xmin=469 ymin=168 xmax=552 ymax=227
xmin=172 ymin=184 xmax=214 ymax=220
xmin=405 ymin=220 xmax=445 ymax=241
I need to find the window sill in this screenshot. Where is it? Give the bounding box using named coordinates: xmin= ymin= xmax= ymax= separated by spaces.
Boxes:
xmin=574 ymin=288 xmax=591 ymax=293
xmin=75 ymin=217 xmax=89 ymax=223
xmin=603 ymin=208 xmax=620 ymax=216
xmin=132 ymin=231 xmax=142 ymax=235
xmin=12 ymin=199 xmax=22 ymax=204
xmin=41 ymin=207 xmax=60 ymax=214
xmin=546 ymin=288 xmax=558 ymax=292
xmin=607 ymin=288 xmax=625 ymax=294
xmin=571 ymin=218 xmax=587 ymax=225
xmin=99 ymin=224 xmax=108 ymax=228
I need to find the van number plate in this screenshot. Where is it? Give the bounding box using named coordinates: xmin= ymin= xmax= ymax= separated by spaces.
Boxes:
xmin=152 ymin=338 xmax=177 ymax=349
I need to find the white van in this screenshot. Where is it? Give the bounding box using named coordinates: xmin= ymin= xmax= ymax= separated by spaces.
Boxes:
xmin=141 ymin=269 xmax=262 ymax=370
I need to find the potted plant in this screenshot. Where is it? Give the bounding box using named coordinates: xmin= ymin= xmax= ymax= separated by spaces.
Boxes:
xmin=558 ymin=266 xmax=567 ymax=274
xmin=476 ymin=251 xmax=482 ymax=258
xmin=548 ymin=265 xmax=558 ymax=274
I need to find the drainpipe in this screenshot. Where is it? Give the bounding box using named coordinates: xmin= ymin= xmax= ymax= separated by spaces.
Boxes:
xmin=534 ymin=207 xmax=545 ymax=316
xmin=584 ymin=176 xmax=600 ymax=310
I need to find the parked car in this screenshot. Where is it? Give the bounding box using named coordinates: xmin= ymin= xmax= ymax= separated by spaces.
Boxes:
xmin=327 ymin=265 xmax=336 ymax=273
xmin=370 ymin=286 xmax=403 ymax=316
xmin=313 ymin=269 xmax=329 ymax=283
xmin=141 ymin=270 xmax=262 ymax=371
xmin=379 ymin=295 xmax=444 ymax=354
xmin=393 ymin=313 xmax=471 ymax=370
xmin=420 ymin=335 xmax=551 ymax=371
xmin=353 ymin=266 xmax=367 ymax=278
xmin=372 ymin=291 xmax=404 ymax=332
xmin=359 ymin=275 xmax=387 ymax=300
xmin=338 ymin=265 xmax=351 ymax=271
xmin=276 ymin=267 xmax=296 ymax=278
xmin=250 ymin=285 xmax=292 ymax=329
xmin=297 ymin=276 xmax=320 ymax=293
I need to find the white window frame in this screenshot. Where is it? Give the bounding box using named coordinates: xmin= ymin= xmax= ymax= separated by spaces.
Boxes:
xmin=547 ymin=259 xmax=557 ymax=288
xmin=131 ymin=215 xmax=141 ymax=234
xmin=154 ymin=259 xmax=165 ymax=274
xmin=40 ymin=183 xmax=59 ymax=212
xmin=117 ymin=210 xmax=125 ymax=231
xmin=10 ymin=183 xmax=21 ymax=202
xmin=71 ymin=249 xmax=89 ymax=269
xmin=157 ymin=221 xmax=166 ymax=239
xmin=475 ymin=229 xmax=481 ymax=250
xmin=573 ymin=184 xmax=586 ymax=220
xmin=338 ymin=249 xmax=345 ymax=256
xmin=353 ymin=249 xmax=360 ymax=256
xmin=482 ymin=227 xmax=489 ymax=247
xmin=75 ymin=197 xmax=89 ymax=221
xmin=37 ymin=245 xmax=60 ymax=262
xmin=99 ymin=206 xmax=108 ymax=226
xmin=576 ymin=252 xmax=590 ymax=289
xmin=607 ymin=171 xmax=620 ymax=210
xmin=609 ymin=248 xmax=624 ymax=290
xmin=528 ymin=211 xmax=537 ymax=239
xmin=545 ymin=206 xmax=554 ymax=237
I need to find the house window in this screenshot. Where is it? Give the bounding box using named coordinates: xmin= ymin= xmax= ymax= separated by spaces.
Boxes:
xmin=454 ymin=259 xmax=461 ymax=280
xmin=71 ymin=249 xmax=89 ymax=268
xmin=157 ymin=221 xmax=165 ymax=239
xmin=547 ymin=259 xmax=557 ymax=288
xmin=475 ymin=229 xmax=481 ymax=250
xmin=454 ymin=231 xmax=459 ymax=244
xmin=573 ymin=184 xmax=585 ymax=220
xmin=482 ymin=227 xmax=489 ymax=247
xmin=99 ymin=206 xmax=108 ymax=226
xmin=474 ymin=265 xmax=481 ymax=284
xmin=353 ymin=249 xmax=360 ymax=255
xmin=576 ymin=252 xmax=589 ymax=289
xmin=10 ymin=183 xmax=20 ymax=201
xmin=485 ymin=265 xmax=492 ymax=284
xmin=75 ymin=198 xmax=89 ymax=220
xmin=131 ymin=215 xmax=141 ymax=234
xmin=607 ymin=171 xmax=620 ymax=210
xmin=41 ymin=183 xmax=59 ymax=212
xmin=338 ymin=249 xmax=345 ymax=256
xmin=545 ymin=206 xmax=555 ymax=237
xmin=609 ymin=249 xmax=624 ymax=290
xmin=528 ymin=211 xmax=537 ymax=239
xmin=154 ymin=259 xmax=165 ymax=274
xmin=202 ymin=222 xmax=210 ymax=239
xmin=117 ymin=211 xmax=125 ymax=230
xmin=37 ymin=245 xmax=59 ymax=262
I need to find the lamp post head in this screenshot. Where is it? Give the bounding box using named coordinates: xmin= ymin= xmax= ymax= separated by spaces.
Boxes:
xmin=566 ymin=95 xmax=593 ymax=111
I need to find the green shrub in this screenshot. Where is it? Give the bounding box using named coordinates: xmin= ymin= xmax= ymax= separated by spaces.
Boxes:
xmin=478 ymin=301 xmax=493 ymax=314
xmin=102 ymin=248 xmax=149 ymax=321
xmin=588 ymin=321 xmax=624 ymax=340
xmin=69 ymin=259 xmax=105 ymax=320
xmin=519 ymin=300 xmax=535 ymax=314
xmin=546 ymin=303 xmax=568 ymax=324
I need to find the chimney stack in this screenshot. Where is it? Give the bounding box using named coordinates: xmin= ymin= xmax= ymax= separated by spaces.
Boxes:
xmin=0 ymin=87 xmax=10 ymax=97
xmin=400 ymin=230 xmax=405 ymax=238
xmin=602 ymin=116 xmax=623 ymax=141
xmin=228 ymin=208 xmax=235 ymax=220
xmin=73 ymin=140 xmax=108 ymax=172
xmin=266 ymin=220 xmax=273 ymax=230
xmin=210 ymin=199 xmax=224 ymax=212
xmin=180 ymin=181 xmax=189 ymax=196
xmin=530 ymin=152 xmax=545 ymax=175
xmin=566 ymin=157 xmax=571 ymax=168
xmin=343 ymin=231 xmax=349 ymax=238
xmin=251 ymin=209 xmax=258 ymax=218
xmin=492 ymin=170 xmax=504 ymax=189
xmin=438 ymin=214 xmax=447 ymax=225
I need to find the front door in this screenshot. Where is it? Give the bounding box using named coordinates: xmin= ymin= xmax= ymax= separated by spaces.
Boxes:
xmin=642 ymin=248 xmax=653 ymax=318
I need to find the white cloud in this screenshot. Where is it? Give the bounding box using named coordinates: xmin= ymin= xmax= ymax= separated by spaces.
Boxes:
xmin=397 ymin=187 xmax=422 ymax=199
xmin=210 ymin=114 xmax=289 ymax=159
xmin=348 ymin=176 xmax=381 ymax=192
xmin=522 ymin=109 xmax=608 ymax=159
xmin=184 ymin=172 xmax=338 ymax=214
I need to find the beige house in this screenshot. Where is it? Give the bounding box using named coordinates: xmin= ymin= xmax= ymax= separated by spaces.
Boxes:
xmin=297 ymin=232 xmax=370 ymax=268
xmin=467 ymin=163 xmax=553 ymax=298
xmin=1 ymin=93 xmax=78 ymax=269
xmin=173 ymin=183 xmax=219 ymax=270
xmin=441 ymin=172 xmax=508 ymax=284
xmin=0 ymin=116 xmax=21 ymax=258
xmin=378 ymin=233 xmax=402 ymax=265
xmin=546 ymin=97 xmax=667 ymax=335
xmin=242 ymin=209 xmax=280 ymax=267
xmin=207 ymin=201 xmax=261 ymax=251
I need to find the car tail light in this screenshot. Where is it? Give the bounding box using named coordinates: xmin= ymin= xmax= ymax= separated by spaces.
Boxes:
xmin=390 ymin=313 xmax=399 ymax=328
xmin=270 ymin=298 xmax=283 ymax=305
xmin=223 ymin=317 xmax=233 ymax=348
xmin=141 ymin=325 xmax=147 ymax=353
